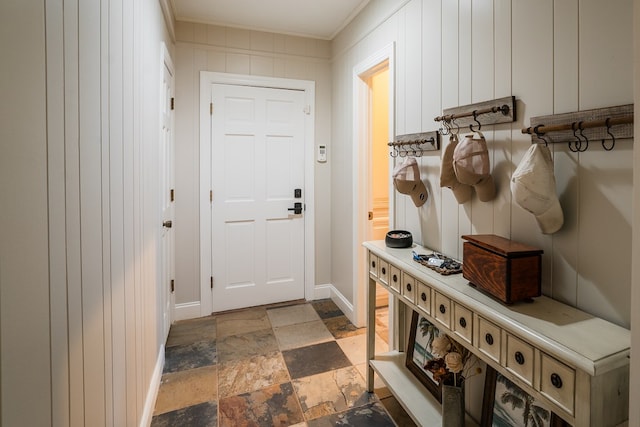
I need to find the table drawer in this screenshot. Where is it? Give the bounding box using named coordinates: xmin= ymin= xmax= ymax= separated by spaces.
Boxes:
xmin=378 ymin=259 xmax=389 ymax=286
xmin=452 ymin=303 xmax=473 ymax=344
xmin=416 ymin=281 xmax=431 ymax=315
xmin=540 ymin=353 xmax=575 ymax=416
xmin=401 ymin=272 xmax=416 ymax=304
xmin=389 ymin=265 xmax=401 ymax=292
xmin=477 ymin=316 xmax=501 ymax=364
xmin=433 ymin=292 xmax=451 ymax=329
xmin=505 ymin=334 xmax=535 ymax=386
xmin=369 ymin=253 xmax=379 ymax=278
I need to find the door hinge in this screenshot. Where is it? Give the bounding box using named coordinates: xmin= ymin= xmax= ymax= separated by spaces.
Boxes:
xmin=303 ymin=105 xmax=311 ymax=115
xmin=170 ymin=189 xmax=175 ymax=202
xmin=209 ymin=190 xmax=213 ymax=202
xmin=210 ymin=102 xmax=213 ymax=115
xmin=170 ymin=279 xmax=175 ymax=292
xmin=210 ymin=276 xmax=213 ymax=289
xmin=171 ymin=97 xmax=175 ymax=110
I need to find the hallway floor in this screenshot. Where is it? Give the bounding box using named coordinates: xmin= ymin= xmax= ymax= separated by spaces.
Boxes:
xmin=151 ymin=299 xmax=415 ymax=426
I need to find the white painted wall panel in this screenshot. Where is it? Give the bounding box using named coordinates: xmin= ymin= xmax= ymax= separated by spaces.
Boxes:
xmin=333 ymin=0 xmax=634 ymax=331
xmin=1 ymin=0 xmax=173 ymax=425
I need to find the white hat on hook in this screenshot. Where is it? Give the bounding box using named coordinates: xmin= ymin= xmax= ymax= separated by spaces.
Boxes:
xmin=511 ymin=143 xmax=564 ymax=234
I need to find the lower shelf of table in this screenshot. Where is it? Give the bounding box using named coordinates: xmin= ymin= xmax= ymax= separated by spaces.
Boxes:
xmin=370 ymin=351 xmax=478 ymax=427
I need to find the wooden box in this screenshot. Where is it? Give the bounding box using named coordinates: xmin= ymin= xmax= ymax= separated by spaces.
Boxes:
xmin=461 ymin=234 xmax=543 ymax=304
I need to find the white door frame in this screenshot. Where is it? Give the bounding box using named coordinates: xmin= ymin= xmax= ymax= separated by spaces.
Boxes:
xmin=352 ymin=43 xmax=396 ymax=329
xmin=160 ymin=42 xmax=175 ymax=337
xmin=199 ymin=72 xmax=316 ymax=316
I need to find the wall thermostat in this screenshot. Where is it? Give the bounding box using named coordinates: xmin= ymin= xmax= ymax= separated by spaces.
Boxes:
xmin=317 ymin=145 xmax=327 ymax=163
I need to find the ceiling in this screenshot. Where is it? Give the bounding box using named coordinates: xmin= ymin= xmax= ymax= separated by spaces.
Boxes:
xmin=170 ymin=0 xmax=370 ymax=40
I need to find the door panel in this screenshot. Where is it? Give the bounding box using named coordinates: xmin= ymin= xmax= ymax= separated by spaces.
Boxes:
xmin=161 ymin=52 xmax=175 ymax=339
xmin=211 ymin=84 xmax=305 ymax=312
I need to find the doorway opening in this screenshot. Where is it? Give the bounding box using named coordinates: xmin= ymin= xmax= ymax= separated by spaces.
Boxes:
xmin=352 ymin=43 xmax=395 ymax=350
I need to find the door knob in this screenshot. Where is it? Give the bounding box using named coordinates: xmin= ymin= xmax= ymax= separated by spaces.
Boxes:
xmin=163 ymin=220 xmax=173 ymax=228
xmin=288 ymin=202 xmax=303 ymax=215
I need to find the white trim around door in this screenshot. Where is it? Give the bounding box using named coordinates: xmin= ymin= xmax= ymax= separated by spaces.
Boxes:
xmin=199 ymin=72 xmax=316 ymax=316
xmin=352 ymin=43 xmax=396 ymax=329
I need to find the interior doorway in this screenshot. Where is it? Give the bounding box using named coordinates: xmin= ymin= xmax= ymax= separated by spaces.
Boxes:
xmin=352 ymin=43 xmax=395 ymax=347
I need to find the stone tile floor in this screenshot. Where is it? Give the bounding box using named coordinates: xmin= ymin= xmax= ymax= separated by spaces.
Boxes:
xmin=151 ymin=299 xmax=416 ymax=427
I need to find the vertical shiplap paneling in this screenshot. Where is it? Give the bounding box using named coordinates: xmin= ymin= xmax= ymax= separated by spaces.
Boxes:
xmin=404 ymin=0 xmax=423 ymax=134
xmin=45 ymin=0 xmax=70 ymax=425
xmin=100 ymin=0 xmax=114 ymax=423
xmin=492 ymin=0 xmax=513 ymax=240
xmin=63 ymin=0 xmax=86 ymax=423
xmin=511 ymin=0 xmax=554 ymax=295
xmin=469 ymin=0 xmax=495 ymax=235
xmin=457 ymin=0 xmax=474 ymax=246
xmin=402 ymin=0 xmax=425 ymax=243
xmin=551 ymin=0 xmax=579 ymax=305
xmin=576 ymin=0 xmax=633 ymax=327
xmin=394 ymin=8 xmax=408 ymax=229
xmin=420 ymin=0 xmax=443 ymax=250
xmin=510 ymin=0 xmax=554 ymax=244
xmin=458 ymin=0 xmax=473 ymax=106
xmin=109 ymin=0 xmax=126 ymax=424
xmin=440 ymin=0 xmax=463 ymax=259
xmin=79 ymin=0 xmax=107 ymax=423
xmin=579 ymin=0 xmax=633 ymax=109
xmin=122 ymin=0 xmax=138 ymax=422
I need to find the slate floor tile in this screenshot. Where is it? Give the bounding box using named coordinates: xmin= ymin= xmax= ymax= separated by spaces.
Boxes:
xmin=282 ymin=341 xmax=352 ymax=379
xmin=323 ymin=315 xmax=365 ymax=339
xmin=218 ymin=382 xmax=304 ymax=427
xmin=218 ymin=351 xmax=290 ymax=398
xmin=306 ymin=402 xmax=395 ymax=427
xmin=163 ymin=341 xmax=217 ymax=374
xmin=166 ymin=315 xmax=216 ymax=348
xmin=153 ymin=365 xmax=218 ymax=416
xmin=217 ymin=328 xmax=279 ymax=364
xmin=311 ymin=299 xmax=344 ymax=319
xmin=151 ymin=401 xmax=217 ymax=427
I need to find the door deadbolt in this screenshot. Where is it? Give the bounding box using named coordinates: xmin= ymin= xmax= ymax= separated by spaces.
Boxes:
xmin=163 ymin=220 xmax=173 ymax=228
xmin=288 ymin=202 xmax=303 ymax=215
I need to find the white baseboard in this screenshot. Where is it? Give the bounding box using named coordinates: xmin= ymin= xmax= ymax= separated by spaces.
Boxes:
xmin=140 ymin=345 xmax=165 ymax=427
xmin=312 ymin=283 xmax=332 ymax=300
xmin=310 ymin=283 xmax=358 ymax=326
xmin=174 ymin=301 xmax=202 ymax=321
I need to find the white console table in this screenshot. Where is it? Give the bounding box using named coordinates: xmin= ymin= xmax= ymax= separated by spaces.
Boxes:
xmin=364 ymin=240 xmax=630 ymax=427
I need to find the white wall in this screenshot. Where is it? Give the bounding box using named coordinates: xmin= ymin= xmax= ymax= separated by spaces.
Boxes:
xmin=630 ymin=0 xmax=640 ymax=424
xmin=0 ymin=0 xmax=173 ymax=425
xmin=332 ymin=0 xmax=633 ymax=329
xmin=173 ymin=23 xmax=333 ymax=310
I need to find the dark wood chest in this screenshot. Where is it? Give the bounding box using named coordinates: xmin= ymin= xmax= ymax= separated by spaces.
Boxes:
xmin=461 ymin=234 xmax=543 ymax=304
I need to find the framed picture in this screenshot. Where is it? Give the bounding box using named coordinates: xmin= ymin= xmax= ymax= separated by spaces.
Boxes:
xmin=481 ymin=366 xmax=570 ymax=427
xmin=405 ymin=310 xmax=442 ymax=402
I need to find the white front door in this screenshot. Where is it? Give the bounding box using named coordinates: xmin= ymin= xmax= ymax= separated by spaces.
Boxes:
xmin=160 ymin=47 xmax=175 ymax=339
xmin=210 ymin=83 xmax=306 ymax=312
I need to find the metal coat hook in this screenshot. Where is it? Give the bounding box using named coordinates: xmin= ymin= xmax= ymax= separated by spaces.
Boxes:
xmin=603 ymin=118 xmax=616 ymax=151
xmin=390 ymin=146 xmax=398 ymax=157
xmin=569 ymin=122 xmax=582 ymax=152
xmin=451 ymin=117 xmax=460 ymax=135
xmin=578 ymin=121 xmax=589 ymax=152
xmin=469 ymin=110 xmax=482 ymax=132
xmin=533 ymin=125 xmax=550 ymax=146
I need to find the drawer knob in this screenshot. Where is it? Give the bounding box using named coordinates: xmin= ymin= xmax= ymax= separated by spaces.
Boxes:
xmin=459 ymin=317 xmax=467 ymax=328
xmin=439 ymin=304 xmax=446 ymax=314
xmin=393 ymin=274 xmax=398 ymax=282
xmin=406 ymin=283 xmax=412 ymax=292
xmin=551 ymin=373 xmax=563 ymax=389
xmin=421 ymin=292 xmax=427 ymax=302
xmin=372 ymin=261 xmax=376 ymax=268
xmin=515 ymin=351 xmax=525 ymax=365
xmin=381 ymin=267 xmax=386 ymax=275
xmin=485 ymin=333 xmax=494 ymax=345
